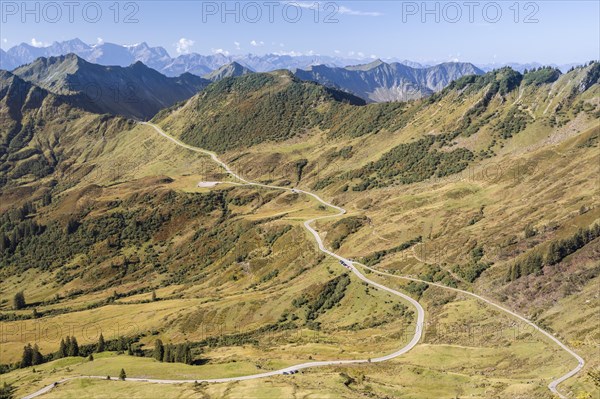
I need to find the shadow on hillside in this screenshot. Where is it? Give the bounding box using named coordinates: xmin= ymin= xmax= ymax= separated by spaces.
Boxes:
xmin=191 ymin=358 xmax=210 ymax=366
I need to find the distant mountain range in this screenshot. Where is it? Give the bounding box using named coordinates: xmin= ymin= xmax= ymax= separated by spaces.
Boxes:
xmin=0 ymin=38 xmax=375 ymax=76
xmin=0 ymin=40 xmax=489 ymax=104
xmin=2 ymin=39 xmax=586 ymax=109
xmin=12 ymin=54 xmax=209 ymax=120
xmin=7 ymin=54 xmax=484 ymax=108
xmin=197 ymin=58 xmax=483 ymax=102
xmin=294 ymin=60 xmax=484 ymax=102
xmin=1 ymin=38 xmax=580 ymax=78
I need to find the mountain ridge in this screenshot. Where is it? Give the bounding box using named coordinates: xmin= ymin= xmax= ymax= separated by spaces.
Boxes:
xmin=3 ymin=38 xmax=579 ymax=79
xmin=11 ymin=54 xmax=209 ymax=120
xmin=203 ymin=61 xmax=254 ymax=82
xmin=7 ymin=39 xmax=584 ymax=103
xmin=294 ymin=60 xmax=484 ymax=102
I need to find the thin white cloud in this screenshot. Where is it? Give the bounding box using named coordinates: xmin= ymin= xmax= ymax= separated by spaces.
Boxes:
xmin=30 ymin=38 xmax=47 ymax=48
xmin=250 ymin=40 xmax=264 ymax=47
xmin=273 ymin=50 xmax=311 ymax=57
xmin=347 ymin=51 xmax=369 ymax=59
xmin=294 ymin=2 xmax=382 ymax=16
xmin=293 ymin=2 xmax=318 ymax=10
xmin=273 ymin=49 xmax=323 ymax=57
xmin=175 ymin=38 xmax=194 ymax=54
xmin=338 ymin=6 xmax=383 ymax=17
xmin=447 ymin=52 xmax=461 ymax=62
xmin=96 ymin=37 xmax=104 ymax=45
xmin=233 ymin=41 xmax=241 ymax=50
xmin=2 ymin=38 xmax=7 ymax=44
xmin=212 ymin=48 xmax=230 ymax=56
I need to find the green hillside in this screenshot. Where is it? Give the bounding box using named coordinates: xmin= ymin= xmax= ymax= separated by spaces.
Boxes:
xmin=0 ymin=61 xmax=598 ymax=399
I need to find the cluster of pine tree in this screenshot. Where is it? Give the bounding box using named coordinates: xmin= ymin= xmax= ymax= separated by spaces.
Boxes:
xmin=152 ymin=339 xmax=193 ymax=365
xmin=506 ymin=252 xmax=543 ymax=281
xmin=13 ymin=337 xmax=79 ymax=371
xmin=545 ymin=224 xmax=600 ymax=265
xmin=56 ymin=336 xmax=80 ymax=358
xmin=0 ymin=202 xmax=44 ymax=256
xmin=5 ymin=333 xmax=198 ymax=373
xmin=20 ymin=344 xmax=44 ymax=368
xmin=12 ymin=291 xmax=26 ymax=310
xmin=506 ymin=223 xmax=600 ymax=281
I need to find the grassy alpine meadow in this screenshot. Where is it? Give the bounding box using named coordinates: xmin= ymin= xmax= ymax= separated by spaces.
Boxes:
xmin=0 ymin=34 xmax=598 ymax=399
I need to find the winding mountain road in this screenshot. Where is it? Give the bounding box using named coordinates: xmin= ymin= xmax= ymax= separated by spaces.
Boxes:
xmin=19 ymin=123 xmax=426 ymax=399
xmin=355 ymin=264 xmax=584 ymax=398
xmin=138 ymin=122 xmax=427 ymax=363
xmin=21 ymin=122 xmax=582 ymax=398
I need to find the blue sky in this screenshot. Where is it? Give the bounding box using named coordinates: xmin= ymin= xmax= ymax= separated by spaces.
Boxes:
xmin=1 ymin=1 xmax=598 ymax=64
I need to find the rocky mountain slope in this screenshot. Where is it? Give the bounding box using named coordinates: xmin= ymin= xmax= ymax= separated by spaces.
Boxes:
xmin=203 ymin=62 xmax=254 ymax=82
xmin=10 ymin=54 xmax=209 ymax=120
xmin=294 ymin=59 xmax=484 ymax=102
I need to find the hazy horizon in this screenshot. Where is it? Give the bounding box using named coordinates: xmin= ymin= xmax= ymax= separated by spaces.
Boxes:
xmin=1 ymin=1 xmax=598 ymax=65
xmin=2 ymin=36 xmax=596 ymax=69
